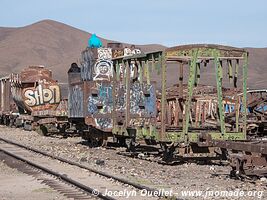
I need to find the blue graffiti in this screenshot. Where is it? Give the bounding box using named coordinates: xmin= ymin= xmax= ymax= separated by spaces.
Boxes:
xmin=144 ymin=85 xmax=157 ymax=116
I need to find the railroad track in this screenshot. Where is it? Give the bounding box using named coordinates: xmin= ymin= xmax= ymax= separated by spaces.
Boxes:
xmin=0 ymin=137 xmax=177 ymax=200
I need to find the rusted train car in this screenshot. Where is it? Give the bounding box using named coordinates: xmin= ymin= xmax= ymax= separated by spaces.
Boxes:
xmin=1 ymin=66 xmax=68 ymax=134
xmin=0 ymin=76 xmax=18 ymax=125
xmin=111 ymin=44 xmax=249 ymax=161
xmin=68 ymin=43 xmax=158 ymax=146
xmin=68 ymin=42 xmax=252 ymax=162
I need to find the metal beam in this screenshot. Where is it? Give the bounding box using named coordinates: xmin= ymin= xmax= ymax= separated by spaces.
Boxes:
xmin=242 ymin=53 xmax=248 ymax=137
xmin=160 ymin=52 xmax=167 ymax=141
xmin=227 ymin=60 xmax=233 ymax=83
xmin=183 ymin=49 xmax=198 ymax=142
xmin=214 ymin=50 xmax=225 ymax=135
xmin=125 ymin=60 xmax=131 ymax=127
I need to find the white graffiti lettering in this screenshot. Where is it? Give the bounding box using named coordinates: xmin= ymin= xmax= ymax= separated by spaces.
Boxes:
xmin=97 ymin=48 xmax=112 ymax=60
xmin=123 ymin=48 xmax=142 ymax=56
xmin=24 ymin=85 xmax=60 ymax=107
xmin=93 ymin=59 xmax=113 ymax=81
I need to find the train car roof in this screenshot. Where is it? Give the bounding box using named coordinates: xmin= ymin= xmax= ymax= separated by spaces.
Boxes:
xmin=166 ymin=44 xmax=246 ymax=53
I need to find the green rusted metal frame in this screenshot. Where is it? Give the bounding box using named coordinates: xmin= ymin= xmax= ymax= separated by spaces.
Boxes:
xmin=151 ymin=54 xmax=155 ymax=70
xmin=165 ymin=131 xmax=245 ymax=143
xmin=145 ymin=60 xmax=151 ymax=85
xmin=213 ymin=50 xmax=225 ymax=135
xmin=242 ymin=52 xmax=248 ymax=137
xmin=125 ymin=60 xmax=131 ymax=127
xmin=227 ymin=60 xmax=233 ymax=83
xmin=115 ymin=60 xmax=120 ymax=81
xmin=235 ymin=60 xmax=239 ymax=132
xmin=234 ymin=59 xmax=239 ymax=86
xmin=138 ymin=60 xmax=143 ymax=84
xmin=182 ymin=49 xmax=198 ymax=141
xmin=163 ymin=45 xmax=248 ymax=143
xmin=112 ymin=46 xmax=248 ymax=143
xmin=160 ymin=51 xmax=167 ymax=141
xmin=195 ymin=63 xmax=200 ymax=85
xmin=112 ymin=61 xmax=117 ymax=130
xmin=111 ymin=51 xmax=163 ymax=138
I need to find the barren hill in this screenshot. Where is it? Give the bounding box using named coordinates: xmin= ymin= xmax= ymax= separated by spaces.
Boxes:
xmin=0 ymin=20 xmax=164 ymax=82
xmin=0 ymin=20 xmax=266 ymax=88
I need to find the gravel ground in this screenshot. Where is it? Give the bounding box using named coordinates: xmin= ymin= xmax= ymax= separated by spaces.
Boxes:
xmin=0 ymin=125 xmax=266 ymax=200
xmin=0 ymin=160 xmax=66 ymax=200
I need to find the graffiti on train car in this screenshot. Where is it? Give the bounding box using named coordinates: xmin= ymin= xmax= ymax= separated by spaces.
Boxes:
xmin=112 ymin=49 xmax=124 ymax=58
xmin=130 ymin=83 xmax=156 ymax=116
xmin=93 ymin=60 xmax=113 ymax=81
xmin=114 ymin=83 xmax=157 ymax=116
xmin=116 ymin=86 xmax=126 ymax=111
xmin=87 ymin=83 xmax=113 ymax=129
xmin=144 ymin=85 xmax=157 ymax=116
xmin=23 ymin=85 xmax=60 ymax=107
xmin=123 ymin=47 xmax=142 ymax=56
xmin=69 ymin=85 xmax=83 ymax=117
xmin=97 ymin=48 xmax=112 ymax=60
xmin=81 ymin=49 xmax=94 ymax=81
xmin=93 ymin=48 xmax=113 ymax=81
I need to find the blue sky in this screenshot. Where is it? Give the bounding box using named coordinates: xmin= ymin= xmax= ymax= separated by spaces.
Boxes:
xmin=0 ymin=0 xmax=266 ymax=47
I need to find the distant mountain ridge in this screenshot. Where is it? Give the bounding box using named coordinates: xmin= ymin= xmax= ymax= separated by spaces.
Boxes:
xmin=0 ymin=19 xmax=266 ymax=88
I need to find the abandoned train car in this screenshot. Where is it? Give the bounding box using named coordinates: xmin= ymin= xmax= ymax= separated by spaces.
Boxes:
xmin=68 ymin=42 xmax=158 ymax=146
xmin=112 ymin=44 xmax=249 ymax=161
xmin=0 ymin=75 xmax=18 ymax=125
xmin=0 ymin=66 xmax=68 ymax=135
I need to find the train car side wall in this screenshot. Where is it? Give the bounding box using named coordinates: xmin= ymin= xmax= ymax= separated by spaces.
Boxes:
xmin=0 ymin=77 xmax=12 ymax=114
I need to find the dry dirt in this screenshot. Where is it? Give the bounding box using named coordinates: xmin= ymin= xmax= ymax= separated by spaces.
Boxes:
xmin=0 ymin=125 xmax=266 ymax=200
xmin=0 ymin=160 xmax=66 ymax=200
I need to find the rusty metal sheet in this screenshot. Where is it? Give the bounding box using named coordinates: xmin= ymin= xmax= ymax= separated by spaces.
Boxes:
xmin=20 ymin=65 xmax=52 ymax=83
xmin=213 ymin=140 xmax=267 ymax=155
xmin=31 ymin=98 xmax=68 ymax=117
xmin=10 ymin=66 xmax=61 ymax=115
xmin=70 ymin=45 xmax=158 ymax=134
xmin=84 ymin=80 xmax=113 ymax=131
xmin=0 ymin=77 xmax=12 ymax=113
xmin=166 ymin=44 xmax=246 ymax=59
xmin=68 ymin=83 xmax=84 ymax=118
xmin=37 ymin=117 xmax=58 ymax=124
xmin=22 ymin=83 xmax=61 ymax=113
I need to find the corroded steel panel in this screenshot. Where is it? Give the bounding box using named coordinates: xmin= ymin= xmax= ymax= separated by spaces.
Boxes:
xmin=166 ymin=44 xmax=246 ymax=58
xmin=68 ymin=83 xmax=84 ymax=118
xmin=70 ymin=45 xmax=158 ymax=134
xmin=85 ymin=81 xmax=113 ymax=131
xmin=10 ymin=66 xmax=61 ymax=115
xmin=20 ymin=65 xmax=53 ymax=83
xmin=22 ymin=83 xmax=60 ymax=113
xmin=0 ymin=76 xmax=15 ymax=114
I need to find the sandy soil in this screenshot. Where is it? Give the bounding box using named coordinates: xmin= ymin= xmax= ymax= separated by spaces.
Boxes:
xmin=0 ymin=161 xmax=67 ymax=200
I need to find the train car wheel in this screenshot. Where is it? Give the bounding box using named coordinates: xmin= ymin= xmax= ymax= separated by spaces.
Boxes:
xmin=161 ymin=143 xmax=175 ymax=162
xmin=125 ymin=138 xmax=136 ymax=152
xmin=35 ymin=125 xmax=48 ymax=136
